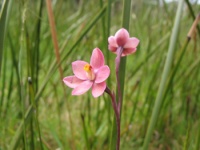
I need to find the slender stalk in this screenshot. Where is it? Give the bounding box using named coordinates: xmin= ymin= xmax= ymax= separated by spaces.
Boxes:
xmin=3 ymin=61 xmax=13 ymax=118
xmin=142 ymin=0 xmax=184 ymax=149
xmin=184 ymin=0 xmax=200 ymax=36
xmin=195 ymin=121 xmax=200 ymax=150
xmin=45 ymin=1 xmax=76 ymax=149
xmin=34 ymin=0 xmax=43 ymax=92
xmin=19 ymin=2 xmax=28 ymax=149
xmin=81 ymin=114 xmax=90 ymax=150
xmin=45 ymin=0 xmax=63 ymax=78
xmin=187 ymin=13 xmax=200 ymax=39
xmin=25 ymin=26 xmax=36 ymax=150
xmin=1 ymin=0 xmax=13 ymax=119
xmin=0 ymin=45 xmax=6 ymax=116
xmin=99 ymin=0 xmax=106 ymax=49
xmin=106 ymin=0 xmax=111 ymax=66
xmin=115 ymin=47 xmax=123 ymax=111
xmin=106 ymin=0 xmax=112 ymax=144
xmin=0 ymin=0 xmax=9 ymax=75
xmin=28 ymin=77 xmax=43 ymax=150
xmin=105 ymin=87 xmax=120 ymax=150
xmin=119 ymin=0 xmax=132 ymax=109
xmin=183 ymin=122 xmax=191 ymax=150
xmin=110 ymin=0 xmax=132 ymax=149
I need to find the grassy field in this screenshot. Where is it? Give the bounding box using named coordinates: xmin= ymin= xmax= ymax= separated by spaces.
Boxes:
xmin=0 ymin=0 xmax=200 ymax=149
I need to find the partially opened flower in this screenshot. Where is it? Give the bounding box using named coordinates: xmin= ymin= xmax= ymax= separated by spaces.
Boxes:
xmin=108 ymin=28 xmax=140 ymax=56
xmin=63 ymin=48 xmax=110 ymax=98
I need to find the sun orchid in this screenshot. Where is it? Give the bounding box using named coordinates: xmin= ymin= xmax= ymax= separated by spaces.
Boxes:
xmin=62 ymin=28 xmax=140 ymax=150
xmin=108 ymin=28 xmax=140 ymax=56
xmin=63 ymin=48 xmax=110 ymax=98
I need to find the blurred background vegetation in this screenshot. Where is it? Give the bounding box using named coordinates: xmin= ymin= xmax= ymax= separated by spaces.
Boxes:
xmin=0 ymin=0 xmax=200 ymax=149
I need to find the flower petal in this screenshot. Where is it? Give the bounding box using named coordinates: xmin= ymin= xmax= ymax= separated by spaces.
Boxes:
xmin=108 ymin=45 xmax=117 ymax=52
xmin=92 ymin=82 xmax=106 ymax=98
xmin=115 ymin=28 xmax=129 ymax=46
xmin=72 ymin=80 xmax=93 ymax=95
xmin=108 ymin=36 xmax=118 ymax=52
xmin=90 ymin=48 xmax=105 ymax=70
xmin=63 ymin=76 xmax=83 ymax=88
xmin=124 ymin=37 xmax=139 ymax=49
xmin=122 ymin=48 xmax=137 ymax=56
xmin=72 ymin=61 xmax=88 ymax=80
xmin=108 ymin=36 xmax=118 ymax=47
xmin=95 ymin=66 xmax=110 ymax=83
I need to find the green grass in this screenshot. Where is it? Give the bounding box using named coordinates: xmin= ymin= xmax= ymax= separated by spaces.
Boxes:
xmin=0 ymin=0 xmax=200 ymax=149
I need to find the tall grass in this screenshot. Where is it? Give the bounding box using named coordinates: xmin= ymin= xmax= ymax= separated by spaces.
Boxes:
xmin=110 ymin=0 xmax=132 ymax=149
xmin=0 ymin=0 xmax=200 ymax=149
xmin=143 ymin=0 xmax=184 ymax=148
xmin=0 ymin=0 xmax=9 ymax=75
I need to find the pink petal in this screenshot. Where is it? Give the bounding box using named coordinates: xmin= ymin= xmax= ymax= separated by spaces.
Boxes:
xmin=90 ymin=48 xmax=105 ymax=70
xmin=108 ymin=36 xmax=118 ymax=47
xmin=115 ymin=28 xmax=129 ymax=46
xmin=95 ymin=66 xmax=110 ymax=83
xmin=63 ymin=76 xmax=83 ymax=88
xmin=122 ymin=48 xmax=137 ymax=56
xmin=108 ymin=45 xmax=117 ymax=52
xmin=72 ymin=61 xmax=88 ymax=80
xmin=124 ymin=37 xmax=139 ymax=49
xmin=72 ymin=80 xmax=93 ymax=95
xmin=92 ymin=82 xmax=106 ymax=98
xmin=108 ymin=36 xmax=118 ymax=52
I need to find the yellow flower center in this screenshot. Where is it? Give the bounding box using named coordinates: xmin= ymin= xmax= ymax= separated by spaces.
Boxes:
xmin=84 ymin=64 xmax=92 ymax=72
xmin=83 ymin=64 xmax=95 ymax=80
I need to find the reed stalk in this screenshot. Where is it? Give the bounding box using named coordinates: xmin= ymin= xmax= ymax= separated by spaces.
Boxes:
xmin=109 ymin=0 xmax=132 ymax=149
xmin=142 ymin=0 xmax=184 ymax=149
xmin=0 ymin=0 xmax=8 ymax=75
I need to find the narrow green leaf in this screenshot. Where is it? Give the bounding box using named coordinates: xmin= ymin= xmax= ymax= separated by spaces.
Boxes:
xmin=109 ymin=0 xmax=132 ymax=149
xmin=0 ymin=0 xmax=8 ymax=75
xmin=81 ymin=114 xmax=90 ymax=150
xmin=142 ymin=0 xmax=184 ymax=149
xmin=195 ymin=122 xmax=200 ymax=150
xmin=183 ymin=122 xmax=191 ymax=150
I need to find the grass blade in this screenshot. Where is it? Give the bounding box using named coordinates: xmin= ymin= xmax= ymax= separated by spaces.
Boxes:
xmin=142 ymin=0 xmax=184 ymax=149
xmin=109 ymin=0 xmax=132 ymax=149
xmin=0 ymin=0 xmax=8 ymax=75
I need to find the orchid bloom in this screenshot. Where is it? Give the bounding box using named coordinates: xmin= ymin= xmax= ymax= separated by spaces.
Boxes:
xmin=108 ymin=28 xmax=140 ymax=56
xmin=63 ymin=48 xmax=110 ymax=98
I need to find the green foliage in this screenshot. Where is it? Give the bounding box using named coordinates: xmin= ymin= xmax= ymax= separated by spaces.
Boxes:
xmin=0 ymin=0 xmax=200 ymax=149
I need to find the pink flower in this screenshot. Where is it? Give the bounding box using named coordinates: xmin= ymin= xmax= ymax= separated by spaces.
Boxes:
xmin=63 ymin=48 xmax=110 ymax=98
xmin=108 ymin=28 xmax=140 ymax=56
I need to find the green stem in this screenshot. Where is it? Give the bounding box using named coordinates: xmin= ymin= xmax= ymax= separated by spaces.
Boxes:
xmin=81 ymin=114 xmax=90 ymax=150
xmin=105 ymin=87 xmax=120 ymax=150
xmin=195 ymin=121 xmax=200 ymax=150
xmin=109 ymin=0 xmax=132 ymax=149
xmin=28 ymin=77 xmax=43 ymax=150
xmin=0 ymin=0 xmax=9 ymax=75
xmin=19 ymin=1 xmax=28 ymax=149
xmin=115 ymin=47 xmax=123 ymax=111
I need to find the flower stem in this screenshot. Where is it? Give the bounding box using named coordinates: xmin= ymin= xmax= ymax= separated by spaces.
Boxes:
xmin=105 ymin=87 xmax=120 ymax=150
xmin=115 ymin=47 xmax=123 ymax=112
